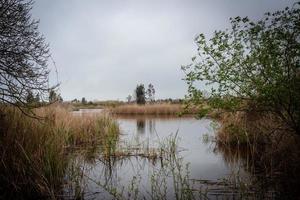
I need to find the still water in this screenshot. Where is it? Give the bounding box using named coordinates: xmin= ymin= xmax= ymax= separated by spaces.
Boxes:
xmin=66 ymin=111 xmax=274 ymax=199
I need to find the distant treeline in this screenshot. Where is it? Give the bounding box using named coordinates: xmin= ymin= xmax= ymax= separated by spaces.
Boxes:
xmin=68 ymin=98 xmax=185 ymax=107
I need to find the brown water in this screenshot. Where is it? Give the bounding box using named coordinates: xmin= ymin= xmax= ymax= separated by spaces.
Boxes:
xmin=65 ymin=110 xmax=290 ymax=199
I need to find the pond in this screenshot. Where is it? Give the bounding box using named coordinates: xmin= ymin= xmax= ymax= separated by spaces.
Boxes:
xmin=65 ymin=111 xmax=279 ymax=199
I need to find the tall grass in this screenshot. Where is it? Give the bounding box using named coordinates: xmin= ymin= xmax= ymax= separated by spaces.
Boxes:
xmin=213 ymin=110 xmax=300 ymax=199
xmin=216 ymin=112 xmax=253 ymax=145
xmin=110 ymin=103 xmax=196 ymax=115
xmin=215 ymin=111 xmax=281 ymax=146
xmin=0 ymin=106 xmax=119 ymax=199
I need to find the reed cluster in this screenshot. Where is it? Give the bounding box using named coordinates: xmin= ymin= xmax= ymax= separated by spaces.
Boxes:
xmin=215 ymin=111 xmax=291 ymax=146
xmin=213 ymin=110 xmax=300 ymax=199
xmin=0 ymin=106 xmax=119 ymax=199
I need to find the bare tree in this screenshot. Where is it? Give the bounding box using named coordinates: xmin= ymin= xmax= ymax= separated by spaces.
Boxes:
xmin=146 ymin=83 xmax=155 ymax=103
xmin=0 ymin=0 xmax=56 ymax=112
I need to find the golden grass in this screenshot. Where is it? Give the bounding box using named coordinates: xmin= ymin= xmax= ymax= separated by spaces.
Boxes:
xmin=214 ymin=111 xmax=300 ymax=199
xmin=39 ymin=106 xmax=119 ymax=146
xmin=215 ymin=110 xmax=292 ymax=146
xmin=0 ymin=105 xmax=119 ymax=199
xmin=215 ymin=112 xmax=249 ymax=145
xmin=110 ymin=103 xmax=195 ymax=115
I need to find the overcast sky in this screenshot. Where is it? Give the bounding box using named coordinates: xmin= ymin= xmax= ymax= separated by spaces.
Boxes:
xmin=32 ymin=0 xmax=296 ymax=101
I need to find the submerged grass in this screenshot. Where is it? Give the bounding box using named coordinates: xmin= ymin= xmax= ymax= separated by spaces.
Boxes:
xmin=0 ymin=106 xmax=119 ymax=199
xmin=80 ymin=131 xmax=244 ymax=200
xmin=97 ymin=131 xmax=180 ymax=165
xmin=73 ymin=131 xmax=204 ymax=200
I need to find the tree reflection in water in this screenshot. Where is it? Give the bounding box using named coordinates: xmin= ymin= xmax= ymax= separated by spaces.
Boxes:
xmin=214 ymin=134 xmax=300 ymax=200
xmin=136 ymin=119 xmax=145 ymax=134
xmin=64 ymin=117 xmax=300 ymax=200
xmin=136 ymin=118 xmax=156 ymax=135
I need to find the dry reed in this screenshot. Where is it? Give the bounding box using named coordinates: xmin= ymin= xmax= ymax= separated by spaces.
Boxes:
xmin=213 ymin=110 xmax=300 ymax=199
xmin=110 ymin=103 xmax=196 ymax=115
xmin=0 ymin=105 xmax=119 ymax=199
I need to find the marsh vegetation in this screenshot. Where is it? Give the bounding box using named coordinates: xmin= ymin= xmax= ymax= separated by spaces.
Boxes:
xmin=0 ymin=106 xmax=119 ymax=199
xmin=0 ymin=0 xmax=299 ymax=199
xmin=55 ymin=113 xmax=300 ymax=200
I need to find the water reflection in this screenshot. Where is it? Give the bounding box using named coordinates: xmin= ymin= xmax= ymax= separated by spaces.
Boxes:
xmin=136 ymin=119 xmax=145 ymax=134
xmin=148 ymin=119 xmax=155 ymax=134
xmin=65 ymin=116 xmax=231 ymax=199
xmin=72 ymin=108 xmax=103 ymax=116
xmin=64 ymin=114 xmax=300 ymax=199
xmin=135 ymin=118 xmax=156 ymax=135
xmin=214 ymin=135 xmax=300 ymax=200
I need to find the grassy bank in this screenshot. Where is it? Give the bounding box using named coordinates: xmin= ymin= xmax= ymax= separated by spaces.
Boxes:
xmin=214 ymin=111 xmax=290 ymax=145
xmin=212 ymin=110 xmax=300 ymax=199
xmin=0 ymin=106 xmax=119 ymax=199
xmin=109 ymin=103 xmax=197 ymax=115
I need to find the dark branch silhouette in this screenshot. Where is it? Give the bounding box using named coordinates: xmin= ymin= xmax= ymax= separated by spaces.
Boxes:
xmin=0 ymin=0 xmax=57 ymax=114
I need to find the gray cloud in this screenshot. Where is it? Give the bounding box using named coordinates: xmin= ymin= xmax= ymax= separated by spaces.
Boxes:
xmin=32 ymin=0 xmax=297 ymax=101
